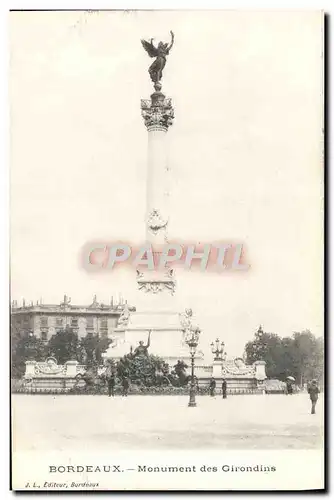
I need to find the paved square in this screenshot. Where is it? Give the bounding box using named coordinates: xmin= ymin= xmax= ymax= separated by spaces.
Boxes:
xmin=12 ymin=393 xmax=324 ymax=451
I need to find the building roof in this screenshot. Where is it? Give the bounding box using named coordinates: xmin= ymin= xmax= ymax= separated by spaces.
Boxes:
xmin=11 ymin=295 xmax=136 ymax=315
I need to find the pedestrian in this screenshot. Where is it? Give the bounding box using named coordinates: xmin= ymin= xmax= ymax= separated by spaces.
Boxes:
xmin=107 ymin=374 xmax=116 ymax=398
xmin=286 ymin=379 xmax=293 ymax=395
xmin=209 ymin=377 xmax=216 ymax=397
xmin=222 ymin=378 xmax=227 ymax=399
xmin=308 ymin=379 xmax=320 ymax=415
xmin=122 ymin=375 xmax=130 ymax=397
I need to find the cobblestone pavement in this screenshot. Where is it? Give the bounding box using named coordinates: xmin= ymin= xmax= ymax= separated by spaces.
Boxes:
xmin=12 ymin=393 xmax=324 ymax=451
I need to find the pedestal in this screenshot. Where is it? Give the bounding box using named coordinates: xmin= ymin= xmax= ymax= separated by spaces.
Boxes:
xmin=254 ymin=360 xmax=267 ymax=380
xmin=212 ymin=360 xmax=223 ymax=378
xmin=25 ymin=360 xmax=36 ymax=377
xmin=65 ymin=360 xmax=78 ymax=377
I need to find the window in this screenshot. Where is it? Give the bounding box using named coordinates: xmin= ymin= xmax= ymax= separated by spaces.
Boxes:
xmin=86 ymin=317 xmax=94 ymax=329
xmin=100 ymin=318 xmax=108 ymax=329
xmin=71 ymin=317 xmax=78 ymax=327
xmin=56 ymin=317 xmax=63 ymax=327
xmin=40 ymin=316 xmax=48 ymax=327
xmin=41 ymin=331 xmax=48 ymax=341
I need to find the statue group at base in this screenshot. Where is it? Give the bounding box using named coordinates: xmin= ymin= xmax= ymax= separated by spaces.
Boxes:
xmin=132 ymin=331 xmax=151 ymax=357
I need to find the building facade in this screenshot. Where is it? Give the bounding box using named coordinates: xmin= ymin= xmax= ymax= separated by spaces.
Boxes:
xmin=11 ymin=295 xmax=135 ymax=342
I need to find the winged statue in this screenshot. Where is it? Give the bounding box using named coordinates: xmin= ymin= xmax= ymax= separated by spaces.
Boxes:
xmin=141 ymin=31 xmax=174 ymax=84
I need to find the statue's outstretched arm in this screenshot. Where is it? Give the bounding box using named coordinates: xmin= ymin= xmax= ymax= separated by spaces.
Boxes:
xmin=167 ymin=31 xmax=175 ymax=53
xmin=146 ymin=330 xmax=151 ymax=348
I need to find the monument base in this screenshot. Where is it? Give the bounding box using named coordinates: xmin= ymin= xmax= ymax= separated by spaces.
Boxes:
xmin=103 ymin=309 xmax=204 ymax=366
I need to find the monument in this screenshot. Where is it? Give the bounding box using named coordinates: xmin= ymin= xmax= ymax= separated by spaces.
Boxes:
xmin=102 ymin=34 xmax=267 ymax=391
xmin=103 ymin=32 xmax=204 ymax=366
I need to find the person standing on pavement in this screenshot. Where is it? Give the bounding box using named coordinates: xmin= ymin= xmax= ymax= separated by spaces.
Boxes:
xmin=107 ymin=373 xmax=116 ymax=397
xmin=308 ymin=379 xmax=320 ymax=414
xmin=209 ymin=377 xmax=216 ymax=397
xmin=122 ymin=375 xmax=130 ymax=397
xmin=286 ymin=378 xmax=293 ymax=395
xmin=222 ymin=379 xmax=227 ymax=399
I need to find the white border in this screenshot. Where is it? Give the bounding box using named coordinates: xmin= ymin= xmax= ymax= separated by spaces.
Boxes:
xmin=4 ymin=1 xmax=333 ymax=9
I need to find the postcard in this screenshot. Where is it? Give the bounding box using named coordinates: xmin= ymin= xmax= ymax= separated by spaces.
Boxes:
xmin=10 ymin=9 xmax=324 ymax=491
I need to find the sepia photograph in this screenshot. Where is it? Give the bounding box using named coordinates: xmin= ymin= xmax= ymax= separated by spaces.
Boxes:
xmin=10 ymin=9 xmax=324 ymax=491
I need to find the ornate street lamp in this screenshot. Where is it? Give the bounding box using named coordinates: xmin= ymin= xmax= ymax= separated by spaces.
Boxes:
xmin=210 ymin=338 xmax=225 ymax=361
xmin=185 ymin=327 xmax=200 ymax=407
xmin=254 ymin=325 xmax=266 ymax=357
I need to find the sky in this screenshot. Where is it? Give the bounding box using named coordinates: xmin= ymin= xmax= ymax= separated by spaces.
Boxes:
xmin=10 ymin=10 xmax=323 ymax=356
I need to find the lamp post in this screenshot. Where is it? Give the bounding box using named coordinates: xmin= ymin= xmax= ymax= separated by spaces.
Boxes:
xmin=185 ymin=327 xmax=200 ymax=407
xmin=210 ymin=338 xmax=225 ymax=361
xmin=254 ymin=325 xmax=266 ymax=358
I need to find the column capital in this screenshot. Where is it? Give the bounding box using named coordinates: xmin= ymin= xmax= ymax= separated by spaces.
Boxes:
xmin=141 ymin=91 xmax=174 ymax=132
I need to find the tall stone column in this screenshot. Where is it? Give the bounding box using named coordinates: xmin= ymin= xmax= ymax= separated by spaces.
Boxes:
xmin=138 ymin=82 xmax=175 ymax=294
xmin=100 ymin=34 xmax=205 ymax=365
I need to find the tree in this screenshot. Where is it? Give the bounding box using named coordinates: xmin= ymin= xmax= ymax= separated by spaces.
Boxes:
xmin=313 ymin=336 xmax=324 ymax=385
xmin=245 ymin=328 xmax=283 ymax=379
xmin=11 ymin=330 xmax=48 ymax=378
xmin=244 ymin=327 xmax=324 ymax=384
xmin=280 ymin=336 xmax=296 ymax=379
xmin=91 ymin=336 xmax=113 ymax=365
xmin=47 ymin=327 xmax=81 ymax=365
xmin=79 ymin=333 xmax=113 ymax=367
xmin=80 ymin=333 xmax=97 ymax=367
xmin=290 ymin=331 xmax=324 ymax=386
